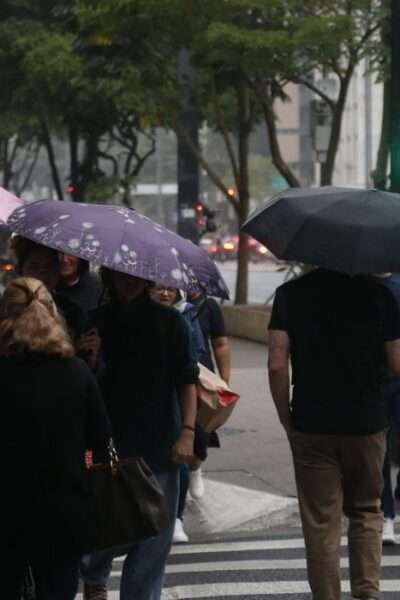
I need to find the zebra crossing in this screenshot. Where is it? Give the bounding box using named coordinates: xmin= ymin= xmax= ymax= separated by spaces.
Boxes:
xmin=90 ymin=532 xmax=400 ymax=599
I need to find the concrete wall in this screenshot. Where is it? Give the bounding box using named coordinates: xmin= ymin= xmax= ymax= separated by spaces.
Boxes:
xmin=221 ymin=304 xmax=272 ymax=345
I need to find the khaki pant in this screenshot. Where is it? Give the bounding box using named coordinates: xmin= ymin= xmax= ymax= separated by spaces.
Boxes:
xmin=290 ymin=430 xmax=385 ymax=600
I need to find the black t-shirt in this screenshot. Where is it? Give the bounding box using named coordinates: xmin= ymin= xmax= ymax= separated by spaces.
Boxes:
xmin=194 ymin=297 xmax=226 ymax=372
xmin=269 ymin=269 xmax=400 ymax=435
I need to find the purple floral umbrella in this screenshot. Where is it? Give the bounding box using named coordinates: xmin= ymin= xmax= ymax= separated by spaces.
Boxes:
xmin=7 ymin=199 xmax=229 ymax=299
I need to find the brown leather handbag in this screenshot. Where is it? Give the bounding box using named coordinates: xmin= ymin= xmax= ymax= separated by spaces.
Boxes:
xmin=88 ymin=440 xmax=169 ymax=553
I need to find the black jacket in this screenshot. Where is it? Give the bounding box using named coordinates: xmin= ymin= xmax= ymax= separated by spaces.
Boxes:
xmin=90 ymin=293 xmax=199 ymax=472
xmin=0 ymin=354 xmax=110 ymax=559
xmin=56 ymin=271 xmax=102 ymax=314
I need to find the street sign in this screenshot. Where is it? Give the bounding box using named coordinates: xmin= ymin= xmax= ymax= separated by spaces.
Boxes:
xmin=310 ymin=99 xmax=332 ymax=156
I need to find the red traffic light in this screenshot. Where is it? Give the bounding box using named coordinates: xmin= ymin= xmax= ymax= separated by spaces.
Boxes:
xmin=67 ymin=183 xmax=76 ymax=194
xmin=195 ymin=202 xmax=204 ymax=213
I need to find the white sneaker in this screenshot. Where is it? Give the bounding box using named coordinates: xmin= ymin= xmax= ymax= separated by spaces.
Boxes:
xmin=173 ymin=518 xmax=188 ymax=543
xmin=189 ymin=467 xmax=205 ymax=499
xmin=382 ymin=517 xmax=396 ymax=545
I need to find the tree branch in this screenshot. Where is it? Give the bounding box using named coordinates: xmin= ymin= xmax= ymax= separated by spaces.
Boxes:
xmin=210 ymin=95 xmax=240 ymax=188
xmin=353 ymin=22 xmax=381 ymax=58
xmin=251 ymin=80 xmax=301 ymax=188
xmin=292 ymin=77 xmax=335 ymax=109
xmin=130 ymin=139 xmax=156 ymax=178
xmin=17 ymin=142 xmax=40 ymax=195
xmin=175 ymin=120 xmax=240 ymax=213
xmin=98 ymin=150 xmax=119 ymax=177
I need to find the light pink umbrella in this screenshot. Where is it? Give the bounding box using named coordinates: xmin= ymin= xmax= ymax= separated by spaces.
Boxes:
xmin=0 ymin=186 xmax=24 ymax=224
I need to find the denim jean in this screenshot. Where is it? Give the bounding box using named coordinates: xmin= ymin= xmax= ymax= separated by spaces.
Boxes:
xmin=381 ymin=380 xmax=400 ymax=518
xmin=81 ymin=467 xmax=179 ymax=600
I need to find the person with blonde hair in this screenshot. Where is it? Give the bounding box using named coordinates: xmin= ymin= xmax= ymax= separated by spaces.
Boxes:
xmin=0 ymin=277 xmax=110 ymax=600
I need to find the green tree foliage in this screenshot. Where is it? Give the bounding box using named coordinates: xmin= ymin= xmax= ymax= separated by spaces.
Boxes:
xmin=0 ymin=0 xmax=157 ymax=202
xmin=75 ymin=0 xmax=385 ymax=302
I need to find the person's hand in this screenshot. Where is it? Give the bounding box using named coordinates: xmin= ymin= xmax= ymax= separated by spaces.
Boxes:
xmin=172 ymin=430 xmax=194 ymax=464
xmin=76 ymin=329 xmax=101 ymax=370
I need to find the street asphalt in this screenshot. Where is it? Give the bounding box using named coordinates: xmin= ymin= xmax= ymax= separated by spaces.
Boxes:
xmin=185 ymin=336 xmax=300 ymax=539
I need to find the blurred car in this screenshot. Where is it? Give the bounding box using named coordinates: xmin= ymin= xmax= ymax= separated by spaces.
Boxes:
xmin=199 ymin=236 xmax=220 ymax=259
xmin=218 ymin=236 xmax=238 ymax=261
xmin=229 ymin=235 xmax=278 ymax=263
xmin=247 ymin=237 xmax=278 ymax=263
xmin=201 ymin=234 xmax=280 ymax=263
xmin=200 ymin=236 xmax=238 ymax=262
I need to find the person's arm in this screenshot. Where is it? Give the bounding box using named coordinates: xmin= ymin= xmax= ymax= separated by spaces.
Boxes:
xmin=385 ymin=339 xmax=400 ymax=376
xmin=171 ymin=314 xmax=199 ymax=464
xmin=268 ymin=329 xmax=291 ymax=436
xmin=207 ymin=299 xmax=230 ymax=381
xmin=381 ymin=285 xmax=400 ymax=377
xmin=211 ymin=336 xmax=231 ymax=383
xmin=173 ymin=383 xmax=197 ymax=463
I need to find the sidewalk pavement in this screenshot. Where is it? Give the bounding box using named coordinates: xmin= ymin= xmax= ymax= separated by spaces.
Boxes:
xmin=184 ymin=337 xmax=299 ymax=539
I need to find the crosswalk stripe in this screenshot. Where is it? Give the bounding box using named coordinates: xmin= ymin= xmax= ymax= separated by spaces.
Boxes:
xmin=163 ymin=554 xmax=400 ymax=573
xmin=110 ymin=554 xmax=400 ymax=577
xmin=82 ymin=536 xmax=400 ymax=600
xmin=162 ymin=579 xmax=400 ymax=598
xmin=77 ymin=594 xmax=119 ymax=600
xmin=165 ymin=536 xmax=348 ymax=555
xmin=112 ymin=536 xmax=354 ymax=563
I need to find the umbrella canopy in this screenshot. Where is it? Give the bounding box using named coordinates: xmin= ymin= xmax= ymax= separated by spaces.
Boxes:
xmin=242 ymin=186 xmax=400 ymax=275
xmin=0 ymin=186 xmax=23 ymax=224
xmin=7 ymin=200 xmax=229 ymax=299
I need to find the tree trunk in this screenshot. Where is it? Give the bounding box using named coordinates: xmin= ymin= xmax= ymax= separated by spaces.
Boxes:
xmin=320 ymin=72 xmax=353 ymax=185
xmin=235 ymin=229 xmax=249 ymax=304
xmin=234 ymin=80 xmax=251 ymax=305
xmin=69 ymin=125 xmax=80 ymax=202
xmin=261 ymin=93 xmax=301 ymax=188
xmin=1 ymin=139 xmax=12 ymax=188
xmin=41 ymin=120 xmax=64 ymax=201
xmin=373 ymin=78 xmax=391 ymax=189
xmin=17 ymin=143 xmax=40 ymax=195
xmin=78 ymin=133 xmax=99 ymax=202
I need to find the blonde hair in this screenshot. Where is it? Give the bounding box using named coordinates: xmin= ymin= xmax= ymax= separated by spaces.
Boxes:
xmin=0 ymin=277 xmax=74 ymax=358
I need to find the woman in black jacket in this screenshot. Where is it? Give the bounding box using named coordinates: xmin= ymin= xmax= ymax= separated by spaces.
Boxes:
xmin=0 ymin=277 xmax=110 ymax=600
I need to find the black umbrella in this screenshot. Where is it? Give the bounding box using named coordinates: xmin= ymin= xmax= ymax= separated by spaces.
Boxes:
xmin=242 ymin=186 xmax=400 ymax=275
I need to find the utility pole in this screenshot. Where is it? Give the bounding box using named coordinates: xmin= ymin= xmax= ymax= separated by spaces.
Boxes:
xmin=177 ymin=48 xmax=200 ymax=244
xmin=391 ymin=0 xmax=400 ymax=192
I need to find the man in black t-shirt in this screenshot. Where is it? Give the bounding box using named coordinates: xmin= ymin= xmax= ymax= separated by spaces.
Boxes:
xmin=268 ymin=268 xmax=400 ymax=600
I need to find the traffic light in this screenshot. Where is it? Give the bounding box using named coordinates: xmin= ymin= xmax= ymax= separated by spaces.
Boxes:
xmin=67 ymin=182 xmax=76 ymax=195
xmin=195 ymin=201 xmax=217 ymax=234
